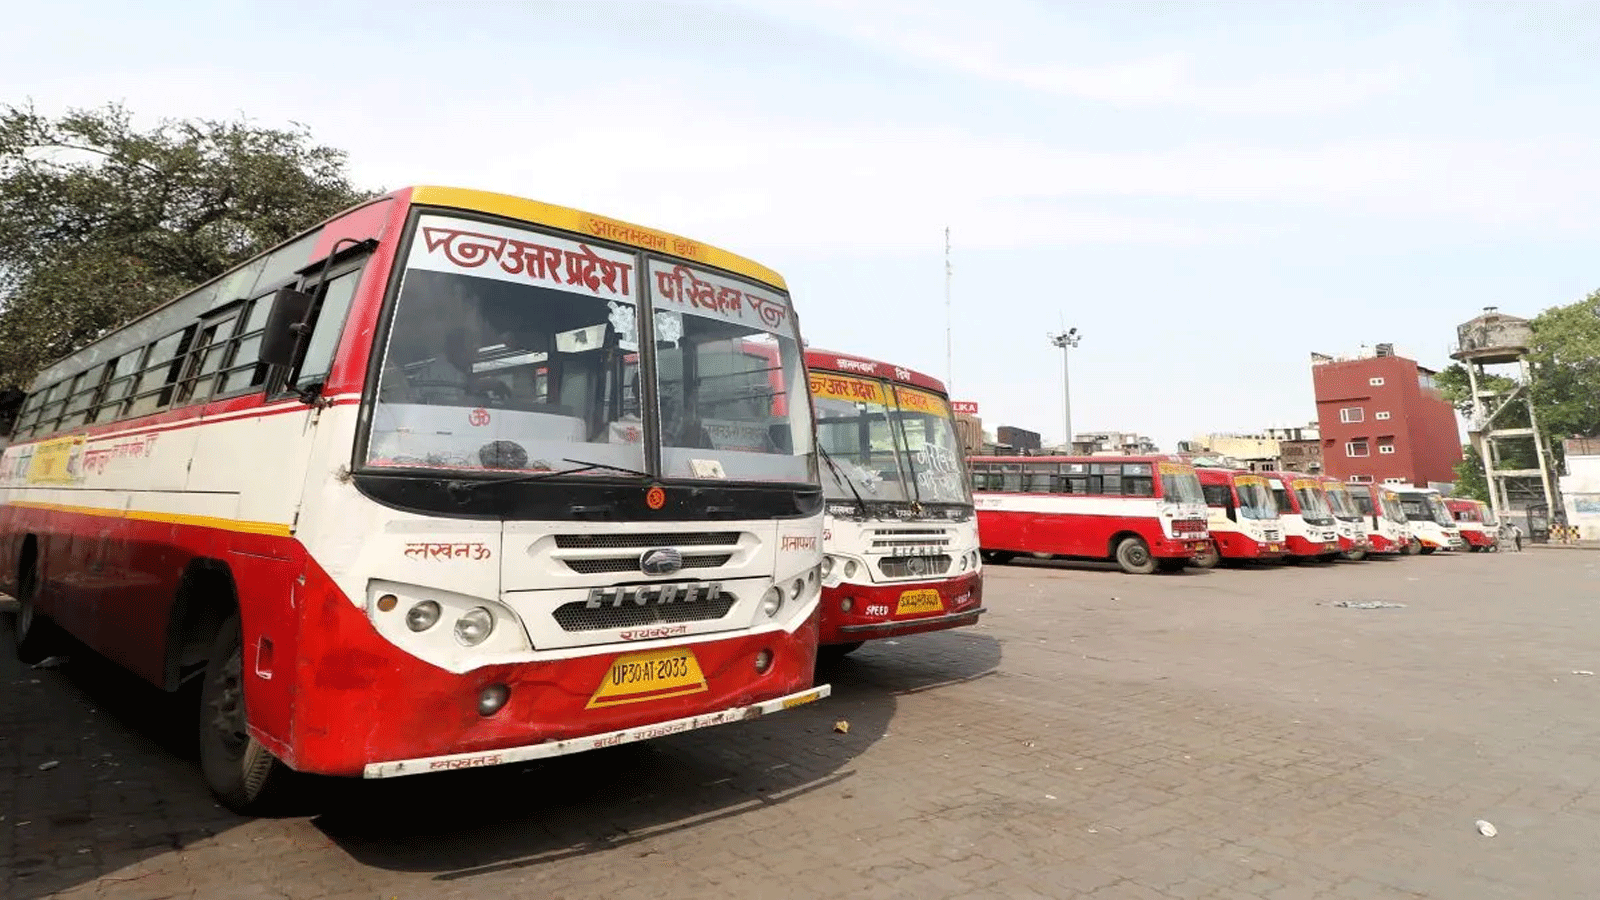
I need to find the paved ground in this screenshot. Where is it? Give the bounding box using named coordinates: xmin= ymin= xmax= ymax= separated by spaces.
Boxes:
xmin=5 ymin=549 xmax=1600 ymax=899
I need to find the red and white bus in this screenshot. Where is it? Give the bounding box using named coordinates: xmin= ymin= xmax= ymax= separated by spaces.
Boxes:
xmin=805 ymin=350 xmax=983 ymax=659
xmin=1347 ymin=483 xmax=1417 ymax=555
xmin=967 ymin=456 xmax=1210 ymax=574
xmin=1319 ymin=476 xmax=1372 ymax=561
xmin=1445 ymin=498 xmax=1497 ymax=552
xmin=0 ymin=186 xmax=830 ymax=812
xmin=1194 ymin=468 xmax=1286 ymax=567
xmin=1397 ymin=488 xmax=1464 ymax=553
xmin=1260 ymin=471 xmax=1340 ymax=561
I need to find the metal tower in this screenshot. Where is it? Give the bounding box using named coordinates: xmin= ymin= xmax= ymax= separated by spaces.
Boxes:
xmin=1449 ymin=306 xmax=1557 ymax=523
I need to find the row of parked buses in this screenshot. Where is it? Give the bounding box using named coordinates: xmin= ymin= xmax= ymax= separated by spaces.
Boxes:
xmin=0 ymin=184 xmax=989 ymax=814
xmin=965 ymin=454 xmax=1486 ymax=573
xmin=0 ymin=181 xmax=1498 ymax=814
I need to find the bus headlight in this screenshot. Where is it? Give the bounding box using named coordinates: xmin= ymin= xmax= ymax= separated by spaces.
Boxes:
xmin=454 ymin=607 xmax=495 ymax=646
xmin=791 ymin=577 xmax=806 ymax=602
xmin=820 ymin=555 xmax=835 ymax=578
xmin=761 ymin=586 xmax=784 ymax=617
xmin=406 ymin=600 xmax=442 ymax=632
xmin=843 ymin=559 xmax=859 ymax=578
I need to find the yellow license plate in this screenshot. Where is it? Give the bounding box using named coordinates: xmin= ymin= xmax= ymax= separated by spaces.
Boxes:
xmin=587 ymin=647 xmax=709 ymax=709
xmin=896 ymin=589 xmax=945 ymax=615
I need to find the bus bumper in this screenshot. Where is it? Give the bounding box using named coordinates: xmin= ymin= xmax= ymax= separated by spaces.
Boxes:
xmin=362 ymin=684 xmax=831 ymax=778
xmin=1153 ymin=537 xmax=1211 ymax=558
xmin=1214 ymin=532 xmax=1286 ymax=560
xmin=819 ymin=571 xmax=984 ymax=645
xmin=1286 ymin=535 xmax=1340 ymax=557
xmin=1368 ymin=534 xmax=1399 ymax=554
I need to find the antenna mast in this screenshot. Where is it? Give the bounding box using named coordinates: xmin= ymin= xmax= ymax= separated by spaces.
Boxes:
xmin=944 ymin=226 xmax=953 ymax=391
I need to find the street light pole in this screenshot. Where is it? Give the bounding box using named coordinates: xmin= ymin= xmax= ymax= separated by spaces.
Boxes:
xmin=1048 ymin=328 xmax=1081 ymax=449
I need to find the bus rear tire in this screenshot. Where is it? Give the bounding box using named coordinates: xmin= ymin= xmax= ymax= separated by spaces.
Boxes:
xmin=199 ymin=614 xmax=291 ymax=815
xmin=1345 ymin=549 xmax=1367 ymax=562
xmin=1191 ymin=541 xmax=1221 ymax=570
xmin=1115 ymin=537 xmax=1157 ymax=575
xmin=12 ymin=553 xmax=60 ymax=665
xmin=1403 ymin=538 xmax=1421 ymax=556
xmin=1419 ymin=546 xmax=1436 ymax=555
xmin=981 ymin=550 xmax=1015 ymax=565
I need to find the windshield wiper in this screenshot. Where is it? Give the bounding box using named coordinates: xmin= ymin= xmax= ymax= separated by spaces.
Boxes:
xmin=446 ymin=457 xmax=652 ymax=492
xmin=818 ymin=447 xmax=870 ymax=517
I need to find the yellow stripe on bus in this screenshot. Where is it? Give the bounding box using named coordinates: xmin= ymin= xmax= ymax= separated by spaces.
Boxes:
xmin=5 ymin=500 xmax=293 ymax=538
xmin=409 ymin=186 xmax=787 ymax=290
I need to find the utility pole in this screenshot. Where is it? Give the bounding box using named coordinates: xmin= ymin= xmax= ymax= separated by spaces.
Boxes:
xmin=944 ymin=226 xmax=953 ymax=392
xmin=1047 ymin=328 xmax=1081 ymax=449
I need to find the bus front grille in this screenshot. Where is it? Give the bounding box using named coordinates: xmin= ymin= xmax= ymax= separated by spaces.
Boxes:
xmin=878 ymin=555 xmax=953 ymax=578
xmin=554 ymin=532 xmax=741 ymax=549
xmin=563 ymin=553 xmax=734 ymax=574
xmin=552 ymin=590 xmax=738 ymax=632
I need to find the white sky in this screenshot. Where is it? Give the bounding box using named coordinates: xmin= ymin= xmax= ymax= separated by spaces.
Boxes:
xmin=8 ymin=0 xmax=1599 ymax=447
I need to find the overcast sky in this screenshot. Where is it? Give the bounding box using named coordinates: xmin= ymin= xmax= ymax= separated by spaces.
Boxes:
xmin=8 ymin=0 xmax=1599 ymax=447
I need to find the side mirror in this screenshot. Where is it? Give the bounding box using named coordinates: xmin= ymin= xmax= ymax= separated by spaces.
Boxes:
xmin=259 ymin=286 xmax=314 ymax=367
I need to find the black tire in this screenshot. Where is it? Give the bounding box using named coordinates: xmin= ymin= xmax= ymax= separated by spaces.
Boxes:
xmin=1419 ymin=546 xmax=1436 ymax=555
xmin=1403 ymin=538 xmax=1421 ymax=556
xmin=1156 ymin=558 xmax=1187 ymax=573
xmin=198 ymin=614 xmax=291 ymax=815
xmin=1114 ymin=537 xmax=1157 ymax=575
xmin=12 ymin=552 xmax=59 ymax=665
xmin=1344 ymin=548 xmax=1368 ymax=562
xmin=981 ymin=550 xmax=1015 ymax=565
xmin=1191 ymin=541 xmax=1221 ymax=570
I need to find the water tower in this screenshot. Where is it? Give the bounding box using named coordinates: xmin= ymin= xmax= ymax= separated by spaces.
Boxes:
xmin=1449 ymin=306 xmax=1556 ymax=523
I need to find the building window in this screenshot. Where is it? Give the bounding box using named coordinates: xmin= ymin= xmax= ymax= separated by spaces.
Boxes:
xmin=1384 ymin=477 xmax=1405 ymax=485
xmin=1378 ymin=443 xmax=1396 ymax=455
xmin=1349 ymin=474 xmax=1373 ymax=483
xmin=1340 ymin=407 xmax=1364 ymax=423
xmin=1369 ymin=377 xmax=1385 ymax=386
xmin=1346 ymin=441 xmax=1370 ymax=457
xmin=1375 ymin=411 xmax=1391 ymax=420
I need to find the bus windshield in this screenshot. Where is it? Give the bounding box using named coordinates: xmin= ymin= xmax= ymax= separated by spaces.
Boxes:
xmin=1381 ymin=492 xmax=1409 ymax=524
xmin=1324 ymin=485 xmax=1360 ymax=520
xmin=1160 ymin=466 xmax=1205 ymax=505
xmin=367 ymin=215 xmax=814 ymax=483
xmin=1234 ymin=478 xmax=1278 ymax=519
xmin=1350 ymin=489 xmax=1375 ymax=517
xmin=1295 ymin=486 xmax=1333 ymax=523
xmin=813 ymin=374 xmax=969 ymax=505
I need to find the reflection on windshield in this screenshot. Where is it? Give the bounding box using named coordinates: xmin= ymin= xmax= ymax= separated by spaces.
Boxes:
xmin=1350 ymin=489 xmax=1375 ymax=517
xmin=812 ymin=373 xmax=971 ymax=506
xmin=1234 ymin=478 xmax=1278 ymax=519
xmin=1324 ymin=486 xmax=1360 ymax=519
xmin=1294 ymin=486 xmax=1333 ymax=522
xmin=1380 ymin=493 xmax=1409 ymax=524
xmin=1160 ymin=467 xmax=1205 ymax=505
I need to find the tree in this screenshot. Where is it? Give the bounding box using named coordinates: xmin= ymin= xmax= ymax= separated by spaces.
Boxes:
xmin=1452 ymin=445 xmax=1491 ymax=503
xmin=1528 ymin=289 xmax=1600 ymax=447
xmin=0 ymin=102 xmax=370 ymax=390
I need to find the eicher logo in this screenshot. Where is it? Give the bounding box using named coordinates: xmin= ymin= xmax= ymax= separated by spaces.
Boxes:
xmin=639 ymin=547 xmax=684 ymax=575
xmin=586 ymin=582 xmax=723 ymax=609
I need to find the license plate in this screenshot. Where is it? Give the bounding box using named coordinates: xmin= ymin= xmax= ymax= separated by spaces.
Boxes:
xmin=1269 ymin=544 xmax=1281 ymax=552
xmin=896 ymin=588 xmax=945 ymax=615
xmin=587 ymin=647 xmax=709 ymax=709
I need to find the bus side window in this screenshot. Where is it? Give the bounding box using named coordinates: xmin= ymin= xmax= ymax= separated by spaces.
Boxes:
xmin=1201 ymin=483 xmax=1234 ymax=519
xmin=291 ymin=269 xmax=362 ymax=392
xmin=1090 ymin=463 xmax=1121 ymax=496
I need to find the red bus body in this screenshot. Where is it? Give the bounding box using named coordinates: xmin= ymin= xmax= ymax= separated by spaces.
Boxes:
xmin=805 ymin=350 xmax=983 ymax=649
xmin=0 ymin=186 xmax=830 ymax=804
xmin=967 ymin=455 xmax=1211 ymax=574
xmin=1445 ymin=498 xmax=1497 ymax=551
xmin=1259 ymin=471 xmax=1341 ymax=560
xmin=1195 ymin=468 xmax=1287 ymax=562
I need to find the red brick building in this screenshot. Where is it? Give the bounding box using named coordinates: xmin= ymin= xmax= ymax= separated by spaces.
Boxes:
xmin=1310 ymin=346 xmax=1463 ymax=487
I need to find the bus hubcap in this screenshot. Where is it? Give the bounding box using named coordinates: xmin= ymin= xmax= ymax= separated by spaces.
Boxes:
xmin=209 ymin=647 xmax=249 ymax=757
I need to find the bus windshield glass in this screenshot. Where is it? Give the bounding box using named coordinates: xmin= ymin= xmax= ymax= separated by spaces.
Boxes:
xmin=891 ymin=385 xmax=970 ymax=504
xmin=1324 ymin=485 xmax=1360 ymax=519
xmin=1160 ymin=465 xmax=1205 ymax=505
xmin=1234 ymin=477 xmax=1277 ymax=519
xmin=367 ymin=215 xmax=814 ymax=482
xmin=1350 ymin=489 xmax=1375 ymax=517
xmin=1381 ymin=492 xmax=1409 ymax=524
xmin=1294 ymin=485 xmax=1333 ymax=523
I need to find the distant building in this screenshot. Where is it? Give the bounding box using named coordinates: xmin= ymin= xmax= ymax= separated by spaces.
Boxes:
xmin=996 ymin=425 xmax=1042 ymax=453
xmin=1071 ymin=431 xmax=1159 ymax=456
xmin=1279 ymin=438 xmax=1324 ymax=475
xmin=1560 ymin=437 xmax=1600 ymax=541
xmin=1311 ymin=345 xmax=1463 ymax=487
xmin=1181 ymin=423 xmax=1320 ymax=472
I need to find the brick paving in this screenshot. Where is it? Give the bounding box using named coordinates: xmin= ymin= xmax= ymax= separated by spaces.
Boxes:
xmin=5 ymin=550 xmax=1600 ymax=898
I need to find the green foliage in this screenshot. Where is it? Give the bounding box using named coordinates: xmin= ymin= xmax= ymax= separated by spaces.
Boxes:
xmin=1452 ymin=444 xmax=1491 ymax=503
xmin=0 ymin=102 xmax=370 ymax=389
xmin=1434 ymin=362 xmax=1518 ymax=419
xmin=1528 ymin=289 xmax=1600 ymax=446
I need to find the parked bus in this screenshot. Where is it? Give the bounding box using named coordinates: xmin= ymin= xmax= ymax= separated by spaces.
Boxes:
xmin=805 ymin=350 xmax=983 ymax=659
xmin=0 ymin=186 xmax=831 ymax=813
xmin=1445 ymin=497 xmax=1497 ymax=552
xmin=1319 ymin=476 xmax=1372 ymax=561
xmin=1396 ymin=487 xmax=1464 ymax=553
xmin=967 ymin=455 xmax=1210 ymax=574
xmin=1194 ymin=468 xmax=1286 ymax=567
xmin=1260 ymin=471 xmax=1340 ymax=561
xmin=1347 ymin=483 xmax=1418 ymax=555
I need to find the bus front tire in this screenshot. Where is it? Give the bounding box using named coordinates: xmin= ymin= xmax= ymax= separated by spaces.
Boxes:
xmin=817 ymin=641 xmax=865 ymax=664
xmin=1191 ymin=541 xmax=1221 ymax=570
xmin=198 ymin=614 xmax=290 ymax=815
xmin=1403 ymin=538 xmax=1421 ymax=556
xmin=1115 ymin=537 xmax=1157 ymax=575
xmin=981 ymin=550 xmax=1015 ymax=565
xmin=12 ymin=554 xmax=60 ymax=665
xmin=1419 ymin=546 xmax=1436 ymax=555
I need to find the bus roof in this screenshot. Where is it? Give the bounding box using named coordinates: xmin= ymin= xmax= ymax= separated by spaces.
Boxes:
xmin=803 ymin=348 xmax=947 ymax=394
